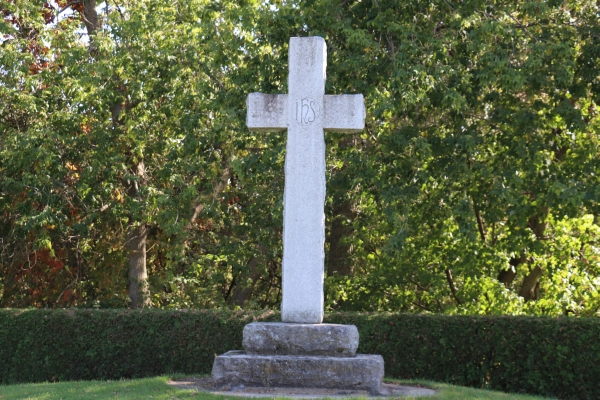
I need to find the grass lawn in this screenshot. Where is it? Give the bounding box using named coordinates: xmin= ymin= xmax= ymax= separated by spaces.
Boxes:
xmin=0 ymin=375 xmax=555 ymax=400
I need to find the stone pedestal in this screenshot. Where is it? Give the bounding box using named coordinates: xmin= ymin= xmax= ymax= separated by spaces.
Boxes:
xmin=211 ymin=322 xmax=384 ymax=392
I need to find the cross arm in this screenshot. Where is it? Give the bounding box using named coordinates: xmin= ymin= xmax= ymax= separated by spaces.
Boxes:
xmin=323 ymin=94 xmax=366 ymax=133
xmin=246 ymin=93 xmax=288 ymax=132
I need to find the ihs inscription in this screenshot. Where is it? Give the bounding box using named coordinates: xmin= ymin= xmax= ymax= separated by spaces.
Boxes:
xmin=294 ymin=98 xmax=319 ymax=125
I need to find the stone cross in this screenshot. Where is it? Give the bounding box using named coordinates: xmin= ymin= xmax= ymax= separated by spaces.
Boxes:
xmin=246 ymin=37 xmax=365 ymax=324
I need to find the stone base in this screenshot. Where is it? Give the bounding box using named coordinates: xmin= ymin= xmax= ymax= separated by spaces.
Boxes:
xmin=243 ymin=322 xmax=359 ymax=357
xmin=212 ymin=351 xmax=384 ymax=392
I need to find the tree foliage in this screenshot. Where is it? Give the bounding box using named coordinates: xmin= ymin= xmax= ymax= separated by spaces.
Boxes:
xmin=1 ymin=0 xmax=599 ymax=316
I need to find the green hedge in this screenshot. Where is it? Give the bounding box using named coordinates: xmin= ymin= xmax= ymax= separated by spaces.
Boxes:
xmin=0 ymin=310 xmax=598 ymax=399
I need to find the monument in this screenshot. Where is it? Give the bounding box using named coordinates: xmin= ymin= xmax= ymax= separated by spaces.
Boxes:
xmin=212 ymin=36 xmax=384 ymax=392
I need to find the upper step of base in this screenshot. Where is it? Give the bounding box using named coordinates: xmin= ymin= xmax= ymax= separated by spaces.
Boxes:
xmin=243 ymin=322 xmax=359 ymax=357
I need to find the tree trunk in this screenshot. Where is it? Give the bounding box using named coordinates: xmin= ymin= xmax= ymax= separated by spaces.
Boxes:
xmin=126 ymin=224 xmax=150 ymax=308
xmin=68 ymin=0 xmax=153 ymax=308
xmin=327 ymin=199 xmax=355 ymax=276
xmin=124 ymin=160 xmax=150 ymax=307
xmin=498 ymin=253 xmax=526 ymax=287
xmin=518 ymin=265 xmax=543 ymax=301
xmin=227 ymin=256 xmax=263 ymax=307
xmin=82 ymin=0 xmax=100 ymax=36
xmin=515 ymin=209 xmax=548 ymax=300
xmin=528 ymin=210 xmax=548 ymax=240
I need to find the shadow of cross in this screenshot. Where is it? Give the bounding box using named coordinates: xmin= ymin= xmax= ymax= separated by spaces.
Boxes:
xmin=246 ymin=36 xmax=365 ymax=324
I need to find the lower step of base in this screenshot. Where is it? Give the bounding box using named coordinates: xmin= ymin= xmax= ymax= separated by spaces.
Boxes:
xmin=212 ymin=351 xmax=384 ymax=392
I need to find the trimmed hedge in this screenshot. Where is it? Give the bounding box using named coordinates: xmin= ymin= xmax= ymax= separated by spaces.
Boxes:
xmin=0 ymin=309 xmax=598 ymax=399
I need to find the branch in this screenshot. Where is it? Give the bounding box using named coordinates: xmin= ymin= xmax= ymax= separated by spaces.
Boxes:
xmin=411 ymin=301 xmax=432 ymax=312
xmin=441 ymin=0 xmax=455 ymax=11
xmin=504 ymin=12 xmax=533 ymax=38
xmin=445 ymin=269 xmax=461 ymax=305
xmin=408 ymin=276 xmax=430 ymax=292
xmin=198 ymin=62 xmax=225 ymax=91
xmin=186 ymin=167 xmax=231 ymax=230
xmin=473 ymin=196 xmax=487 ymax=243
xmin=58 ymin=0 xmax=82 ymax=14
xmin=483 ymin=10 xmax=533 ymax=39
xmin=386 ymin=33 xmax=396 ymax=58
xmin=466 ymin=158 xmax=486 ymax=243
xmin=112 ymin=0 xmax=125 ymax=20
xmin=224 ymin=272 xmax=236 ymax=301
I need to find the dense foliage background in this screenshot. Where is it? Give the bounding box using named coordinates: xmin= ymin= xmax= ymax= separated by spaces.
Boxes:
xmin=1 ymin=0 xmax=599 ymax=315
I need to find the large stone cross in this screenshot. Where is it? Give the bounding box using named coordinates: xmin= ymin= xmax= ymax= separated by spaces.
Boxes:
xmin=246 ymin=37 xmax=365 ymax=324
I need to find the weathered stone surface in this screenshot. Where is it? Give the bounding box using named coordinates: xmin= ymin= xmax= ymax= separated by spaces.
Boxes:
xmin=323 ymin=94 xmax=366 ymax=133
xmin=246 ymin=37 xmax=365 ymax=324
xmin=280 ymin=36 xmax=327 ymax=324
xmin=212 ymin=351 xmax=384 ymax=392
xmin=246 ymin=93 xmax=288 ymax=132
xmin=243 ymin=322 xmax=359 ymax=357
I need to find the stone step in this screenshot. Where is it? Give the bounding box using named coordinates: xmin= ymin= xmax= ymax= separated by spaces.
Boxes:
xmin=212 ymin=351 xmax=384 ymax=392
xmin=243 ymin=322 xmax=359 ymax=357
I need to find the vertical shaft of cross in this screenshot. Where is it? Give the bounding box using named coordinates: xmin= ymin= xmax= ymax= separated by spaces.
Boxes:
xmin=245 ymin=36 xmax=365 ymax=324
xmin=281 ymin=37 xmax=327 ymax=323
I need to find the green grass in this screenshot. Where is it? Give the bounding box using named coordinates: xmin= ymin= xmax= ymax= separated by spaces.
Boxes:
xmin=385 ymin=379 xmax=555 ymax=400
xmin=0 ymin=376 xmax=556 ymax=400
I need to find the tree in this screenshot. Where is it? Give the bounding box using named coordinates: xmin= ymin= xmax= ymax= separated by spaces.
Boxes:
xmin=0 ymin=0 xmax=276 ymax=308
xmin=1 ymin=0 xmax=599 ymax=316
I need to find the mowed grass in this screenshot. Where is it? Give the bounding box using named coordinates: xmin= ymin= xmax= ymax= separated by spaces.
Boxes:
xmin=0 ymin=375 xmax=556 ymax=400
xmin=386 ymin=379 xmax=555 ymax=400
xmin=0 ymin=376 xmax=191 ymax=400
